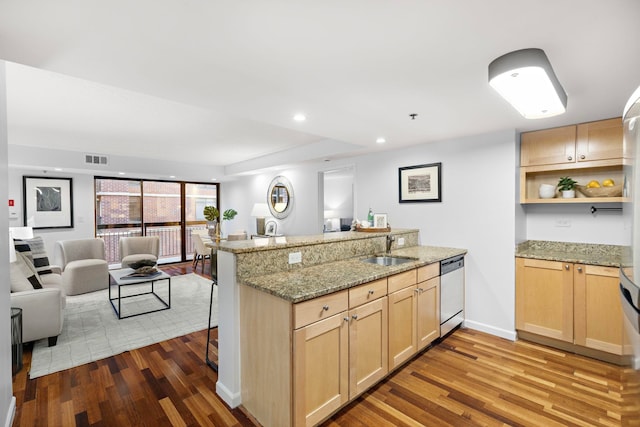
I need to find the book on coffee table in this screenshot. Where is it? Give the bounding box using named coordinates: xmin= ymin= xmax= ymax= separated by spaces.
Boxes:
xmin=121 ymin=270 xmax=162 ymax=279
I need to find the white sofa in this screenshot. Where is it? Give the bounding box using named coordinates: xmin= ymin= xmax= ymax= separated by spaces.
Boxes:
xmin=9 ymin=253 xmax=66 ymax=346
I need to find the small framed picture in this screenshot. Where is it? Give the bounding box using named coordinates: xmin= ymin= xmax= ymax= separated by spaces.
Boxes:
xmin=265 ymin=220 xmax=278 ymax=236
xmin=399 ymin=162 xmax=442 ymax=203
xmin=373 ymin=213 xmax=388 ymax=229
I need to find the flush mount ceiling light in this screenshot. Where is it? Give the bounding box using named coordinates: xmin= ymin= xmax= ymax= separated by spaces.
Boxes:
xmin=376 ymin=137 xmax=386 ymax=144
xmin=489 ymin=48 xmax=567 ymax=119
xmin=293 ymin=113 xmax=306 ymax=122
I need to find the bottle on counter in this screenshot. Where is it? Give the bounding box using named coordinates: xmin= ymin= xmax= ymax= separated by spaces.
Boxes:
xmin=367 ymin=208 xmax=374 ymax=225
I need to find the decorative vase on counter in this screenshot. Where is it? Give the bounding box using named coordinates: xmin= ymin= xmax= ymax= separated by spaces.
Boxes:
xmin=561 ymin=190 xmax=575 ymax=199
xmin=207 ymin=220 xmax=218 ymax=238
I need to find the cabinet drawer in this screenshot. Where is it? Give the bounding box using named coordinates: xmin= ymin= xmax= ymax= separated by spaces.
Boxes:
xmin=417 ymin=263 xmax=439 ymax=283
xmin=294 ymin=290 xmax=348 ymax=329
xmin=349 ymin=278 xmax=387 ymax=308
xmin=388 ymin=269 xmax=417 ymax=293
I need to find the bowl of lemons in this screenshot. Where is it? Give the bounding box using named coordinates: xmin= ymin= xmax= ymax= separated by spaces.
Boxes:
xmin=576 ymin=179 xmax=623 ymax=197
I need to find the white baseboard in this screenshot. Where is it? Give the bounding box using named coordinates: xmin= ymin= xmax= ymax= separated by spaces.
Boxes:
xmin=4 ymin=396 xmax=16 ymax=427
xmin=463 ymin=320 xmax=517 ymax=341
xmin=216 ymin=381 xmax=241 ymax=409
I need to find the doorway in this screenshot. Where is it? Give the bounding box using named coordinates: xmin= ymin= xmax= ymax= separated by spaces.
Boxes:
xmin=321 ymin=166 xmax=355 ymax=233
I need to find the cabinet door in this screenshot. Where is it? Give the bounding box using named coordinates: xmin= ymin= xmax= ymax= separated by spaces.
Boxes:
xmin=416 ymin=276 xmax=440 ymax=350
xmin=388 ymin=285 xmax=417 ymax=369
xmin=348 ymin=297 xmax=388 ymax=399
xmin=293 ymin=312 xmax=348 ymax=427
xmin=521 ymin=125 xmax=576 ymax=166
xmin=576 ymin=118 xmax=623 ymax=162
xmin=574 ymin=265 xmax=628 ymax=355
xmin=515 ymin=258 xmax=574 ymax=342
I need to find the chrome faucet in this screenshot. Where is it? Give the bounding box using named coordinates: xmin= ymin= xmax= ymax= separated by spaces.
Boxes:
xmin=386 ymin=234 xmax=395 ymax=255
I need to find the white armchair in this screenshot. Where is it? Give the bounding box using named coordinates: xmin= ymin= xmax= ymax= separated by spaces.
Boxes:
xmin=119 ymin=236 xmax=160 ymax=268
xmin=55 ymin=238 xmax=109 ymax=295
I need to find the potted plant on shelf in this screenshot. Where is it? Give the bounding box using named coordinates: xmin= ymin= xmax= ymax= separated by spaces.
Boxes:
xmin=557 ymin=176 xmax=578 ymax=199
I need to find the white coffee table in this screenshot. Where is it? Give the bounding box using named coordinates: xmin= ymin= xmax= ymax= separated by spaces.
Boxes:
xmin=108 ymin=268 xmax=171 ymax=319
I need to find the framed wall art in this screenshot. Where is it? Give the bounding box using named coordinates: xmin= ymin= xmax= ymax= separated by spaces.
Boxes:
xmin=23 ymin=176 xmax=74 ymax=229
xmin=398 ymin=162 xmax=442 ymax=203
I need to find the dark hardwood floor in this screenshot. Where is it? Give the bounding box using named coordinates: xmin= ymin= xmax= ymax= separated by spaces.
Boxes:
xmin=11 ymin=260 xmax=640 ymax=426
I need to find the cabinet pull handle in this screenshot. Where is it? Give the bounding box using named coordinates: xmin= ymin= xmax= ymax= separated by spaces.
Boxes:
xmin=565 ymin=264 xmax=570 ymax=270
xmin=418 ymin=288 xmax=424 ymax=293
xmin=580 ymin=154 xmax=586 ymax=160
xmin=567 ymin=156 xmax=573 ymax=161
xmin=577 ymin=266 xmax=583 ymax=272
xmin=322 ymin=305 xmax=329 ymax=311
xmin=352 ymin=314 xmax=358 ymax=320
xmin=344 ymin=317 xmax=350 ymax=322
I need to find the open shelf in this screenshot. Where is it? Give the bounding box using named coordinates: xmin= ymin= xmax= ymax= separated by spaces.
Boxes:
xmin=520 ymin=159 xmax=628 ymax=204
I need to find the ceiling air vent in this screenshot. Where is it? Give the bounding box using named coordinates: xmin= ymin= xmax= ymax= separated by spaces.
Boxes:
xmin=85 ymin=154 xmax=109 ymax=166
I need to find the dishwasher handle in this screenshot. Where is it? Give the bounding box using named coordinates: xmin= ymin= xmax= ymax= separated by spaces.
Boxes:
xmin=441 ymin=256 xmax=464 ymax=275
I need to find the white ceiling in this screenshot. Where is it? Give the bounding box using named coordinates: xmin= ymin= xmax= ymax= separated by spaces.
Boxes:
xmin=1 ymin=0 xmax=639 ymax=179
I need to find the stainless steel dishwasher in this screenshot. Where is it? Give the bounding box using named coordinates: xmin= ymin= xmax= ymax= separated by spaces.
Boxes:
xmin=440 ymin=255 xmax=465 ymax=337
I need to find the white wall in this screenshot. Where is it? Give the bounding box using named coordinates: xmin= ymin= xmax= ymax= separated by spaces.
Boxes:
xmin=525 ymin=203 xmax=629 ymax=245
xmin=8 ymin=169 xmax=96 ymax=259
xmin=354 ymin=131 xmax=519 ymax=338
xmin=1 ymin=61 xmax=16 ymax=427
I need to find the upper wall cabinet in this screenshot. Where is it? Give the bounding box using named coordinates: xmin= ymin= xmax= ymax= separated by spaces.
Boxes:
xmin=521 ymin=118 xmax=623 ymax=167
xmin=519 ymin=117 xmax=628 ymax=204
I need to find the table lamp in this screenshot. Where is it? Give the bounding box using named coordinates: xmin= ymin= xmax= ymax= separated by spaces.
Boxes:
xmin=251 ymin=203 xmax=271 ymax=235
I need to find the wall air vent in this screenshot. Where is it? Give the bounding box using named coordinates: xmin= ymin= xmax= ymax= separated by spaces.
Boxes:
xmin=85 ymin=154 xmax=109 ymax=166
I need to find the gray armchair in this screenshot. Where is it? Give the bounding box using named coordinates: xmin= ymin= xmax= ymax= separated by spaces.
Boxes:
xmin=119 ymin=236 xmax=160 ymax=268
xmin=55 ymin=238 xmax=109 ymax=295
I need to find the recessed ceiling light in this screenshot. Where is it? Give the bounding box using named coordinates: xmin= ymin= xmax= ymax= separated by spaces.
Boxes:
xmin=54 ymin=168 xmax=62 ymax=171
xmin=118 ymin=172 xmax=125 ymax=176
xmin=376 ymin=137 xmax=386 ymax=144
xmin=293 ymin=113 xmax=306 ymax=122
xmin=169 ymin=175 xmax=176 ymax=179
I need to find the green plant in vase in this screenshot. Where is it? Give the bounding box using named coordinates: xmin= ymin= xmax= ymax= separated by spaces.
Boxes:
xmin=203 ymin=206 xmax=220 ymax=238
xmin=557 ymin=176 xmax=577 ymax=198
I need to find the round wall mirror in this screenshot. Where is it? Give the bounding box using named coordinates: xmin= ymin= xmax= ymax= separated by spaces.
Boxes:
xmin=267 ymin=176 xmax=294 ymax=219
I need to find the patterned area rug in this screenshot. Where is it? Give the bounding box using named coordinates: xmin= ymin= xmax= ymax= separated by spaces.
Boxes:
xmin=29 ymin=273 xmax=217 ymax=378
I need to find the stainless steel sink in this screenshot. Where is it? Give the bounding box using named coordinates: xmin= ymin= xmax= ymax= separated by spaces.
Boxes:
xmin=361 ymin=256 xmax=416 ymax=266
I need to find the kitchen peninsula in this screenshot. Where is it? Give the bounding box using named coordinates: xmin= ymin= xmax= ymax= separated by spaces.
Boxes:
xmin=213 ymin=229 xmax=466 ymax=427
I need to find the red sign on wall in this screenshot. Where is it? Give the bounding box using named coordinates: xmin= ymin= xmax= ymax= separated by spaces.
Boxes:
xmin=8 ymin=199 xmax=14 ymax=207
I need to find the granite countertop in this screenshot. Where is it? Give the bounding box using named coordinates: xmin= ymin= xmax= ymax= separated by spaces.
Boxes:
xmin=240 ymin=245 xmax=467 ymax=303
xmin=211 ymin=228 xmax=418 ymax=254
xmin=515 ymin=240 xmax=629 ymax=267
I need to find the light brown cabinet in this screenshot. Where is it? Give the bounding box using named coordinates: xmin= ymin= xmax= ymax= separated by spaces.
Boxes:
xmin=416 ymin=264 xmax=441 ymax=350
xmin=293 ymin=310 xmax=349 ymax=427
xmin=388 ymin=264 xmax=441 ymax=370
xmin=348 ymin=295 xmax=388 ymax=399
xmin=521 ymin=118 xmax=623 ymax=167
xmin=240 ymin=262 xmax=442 ymax=427
xmin=574 ymin=264 xmax=628 ymax=355
xmin=388 ymin=269 xmax=418 ymax=369
xmin=516 ymin=257 xmax=629 ymax=360
xmin=515 ymin=258 xmax=574 ymax=342
xmin=519 ymin=117 xmax=627 ymax=204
